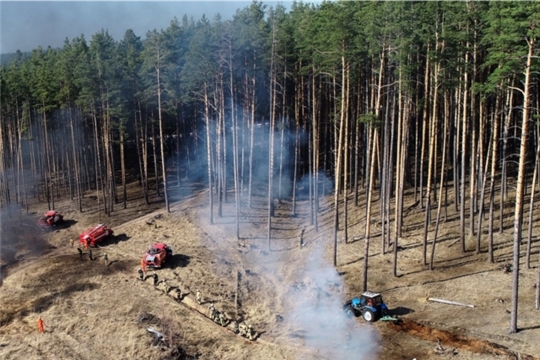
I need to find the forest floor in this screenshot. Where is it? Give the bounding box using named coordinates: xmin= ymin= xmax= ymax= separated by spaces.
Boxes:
xmin=1 ymin=180 xmax=540 ymax=360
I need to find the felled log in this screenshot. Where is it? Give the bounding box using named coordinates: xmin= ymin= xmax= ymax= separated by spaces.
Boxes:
xmin=427 ymin=297 xmax=475 ymax=308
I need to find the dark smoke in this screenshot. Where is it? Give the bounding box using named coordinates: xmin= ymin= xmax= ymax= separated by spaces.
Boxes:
xmin=0 ymin=204 xmax=52 ymax=286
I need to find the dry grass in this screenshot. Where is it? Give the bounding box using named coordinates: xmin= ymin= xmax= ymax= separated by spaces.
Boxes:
xmin=1 ymin=183 xmax=540 ymax=359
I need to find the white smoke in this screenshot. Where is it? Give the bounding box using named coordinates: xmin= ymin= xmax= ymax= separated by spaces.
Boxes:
xmin=282 ymin=237 xmax=380 ymax=359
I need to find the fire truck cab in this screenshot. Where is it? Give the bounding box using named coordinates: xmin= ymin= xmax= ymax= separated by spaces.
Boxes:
xmin=38 ymin=210 xmax=63 ymax=229
xmin=142 ymin=243 xmax=173 ymax=269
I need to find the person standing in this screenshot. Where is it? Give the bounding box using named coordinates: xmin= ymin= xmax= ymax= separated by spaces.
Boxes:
xmin=141 ymin=258 xmax=147 ymax=272
xmin=161 ymin=280 xmax=170 ymax=294
xmin=239 ymin=323 xmax=247 ymax=337
xmin=37 ymin=317 xmax=44 ymax=333
xmin=103 ymin=253 xmax=109 ymax=266
xmin=138 ymin=268 xmax=145 ymax=281
xmin=218 ymin=312 xmax=227 ymax=327
xmin=196 ymin=289 xmax=202 ymax=305
xmin=77 ymin=248 xmax=83 ymax=260
xmin=69 ymin=238 xmax=74 ymax=247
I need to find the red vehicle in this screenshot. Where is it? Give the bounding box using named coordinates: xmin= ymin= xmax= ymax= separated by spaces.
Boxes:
xmin=38 ymin=210 xmax=64 ymax=229
xmin=142 ymin=243 xmax=173 ymax=269
xmin=79 ymin=224 xmax=114 ymax=247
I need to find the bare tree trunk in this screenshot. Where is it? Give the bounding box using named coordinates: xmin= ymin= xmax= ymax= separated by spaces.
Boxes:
xmin=267 ymin=22 xmax=277 ymax=249
xmin=430 ymin=90 xmax=448 ymax=270
xmin=526 ymin=122 xmax=540 ymax=269
xmin=509 ymin=38 xmax=534 ymax=335
xmin=204 ymin=83 xmax=214 ymax=224
xmin=248 ymin=64 xmax=256 ymax=208
xmin=460 ymin=54 xmax=469 ymax=254
xmin=476 ymin=106 xmax=492 ymax=255
xmin=311 ymin=67 xmax=319 ymax=233
xmin=488 ymin=90 xmax=501 ymax=263
xmin=343 ymin=61 xmax=350 ymax=245
xmin=333 ymin=54 xmax=348 ymax=266
xmin=419 ymin=47 xmax=430 ymax=208
xmin=500 ymin=86 xmax=514 ymax=233
xmin=423 ymin=48 xmax=440 ymax=265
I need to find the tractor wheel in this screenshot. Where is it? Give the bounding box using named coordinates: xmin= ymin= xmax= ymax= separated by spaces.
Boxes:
xmin=362 ymin=309 xmax=376 ymax=322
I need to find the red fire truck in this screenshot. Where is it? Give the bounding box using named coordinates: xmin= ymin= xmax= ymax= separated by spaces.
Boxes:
xmin=37 ymin=210 xmax=64 ymax=230
xmin=79 ymin=224 xmax=114 ymax=247
xmin=142 ymin=243 xmax=173 ymax=269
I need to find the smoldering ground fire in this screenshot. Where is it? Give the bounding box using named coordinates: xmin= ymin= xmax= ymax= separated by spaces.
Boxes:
xmin=0 ymin=204 xmax=52 ymax=285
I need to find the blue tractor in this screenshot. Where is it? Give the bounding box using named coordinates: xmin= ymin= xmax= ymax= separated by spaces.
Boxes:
xmin=343 ymin=291 xmax=390 ymax=322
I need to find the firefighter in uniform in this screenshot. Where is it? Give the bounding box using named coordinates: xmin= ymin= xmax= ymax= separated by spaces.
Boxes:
xmin=208 ymin=303 xmax=216 ymax=319
xmin=138 ymin=268 xmax=144 ymax=280
xmin=196 ymin=289 xmax=202 ymax=304
xmin=103 ymin=253 xmax=108 ymax=266
xmin=37 ymin=317 xmax=45 ymax=333
xmin=69 ymin=238 xmax=74 ymax=247
xmin=218 ymin=312 xmax=227 ymax=327
xmin=239 ymin=323 xmax=248 ymax=337
xmin=161 ymin=280 xmax=169 ymax=294
xmin=152 ymin=273 xmax=159 ymax=286
xmin=89 ymin=249 xmax=93 ymax=261
xmin=77 ymin=248 xmax=83 ymax=260
xmin=141 ymin=258 xmax=147 ymax=272
xmin=247 ymin=325 xmax=254 ymax=340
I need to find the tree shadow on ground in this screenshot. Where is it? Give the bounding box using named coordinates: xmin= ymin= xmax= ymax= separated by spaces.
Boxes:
xmin=388 ymin=306 xmax=415 ymax=316
xmin=167 ymin=253 xmax=191 ymax=268
xmin=56 ymin=219 xmax=77 ymax=230
xmin=99 ymin=233 xmax=131 ymax=246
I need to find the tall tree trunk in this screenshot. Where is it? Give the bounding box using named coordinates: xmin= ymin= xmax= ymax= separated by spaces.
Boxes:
xmin=156 ymin=63 xmax=170 ymax=213
xmin=509 ymin=38 xmax=534 ymax=335
xmin=429 ymin=90 xmax=449 ymax=270
xmin=488 ymin=90 xmax=501 ymax=263
xmin=204 ymin=83 xmax=214 ymax=224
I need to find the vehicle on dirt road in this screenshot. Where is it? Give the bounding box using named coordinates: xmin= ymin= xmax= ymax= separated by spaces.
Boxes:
xmin=343 ymin=291 xmax=390 ymax=322
xmin=142 ymin=243 xmax=173 ymax=269
xmin=79 ymin=224 xmax=114 ymax=247
xmin=38 ymin=210 xmax=64 ymax=230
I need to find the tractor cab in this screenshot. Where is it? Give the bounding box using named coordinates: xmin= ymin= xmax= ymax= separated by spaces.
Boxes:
xmin=359 ymin=291 xmax=384 ymax=308
xmin=344 ymin=291 xmax=389 ymax=322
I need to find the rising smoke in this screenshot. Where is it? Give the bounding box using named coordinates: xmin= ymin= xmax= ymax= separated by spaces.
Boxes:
xmin=180 ymin=111 xmax=380 ymax=358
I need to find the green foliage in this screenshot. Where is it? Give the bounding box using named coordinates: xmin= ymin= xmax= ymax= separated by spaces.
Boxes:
xmin=358 ymin=113 xmax=381 ymax=129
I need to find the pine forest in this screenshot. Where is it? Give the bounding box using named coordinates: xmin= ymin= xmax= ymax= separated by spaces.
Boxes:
xmin=1 ymin=1 xmax=540 ymax=340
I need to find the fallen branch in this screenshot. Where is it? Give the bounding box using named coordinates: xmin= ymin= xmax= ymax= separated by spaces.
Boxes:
xmin=427 ymin=297 xmax=475 ymax=308
xmin=447 ymin=239 xmax=460 ymax=248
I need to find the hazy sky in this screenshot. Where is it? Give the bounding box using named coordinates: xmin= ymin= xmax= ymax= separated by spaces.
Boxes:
xmin=0 ymin=1 xmax=318 ymax=54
